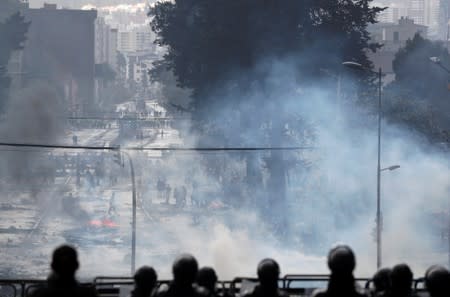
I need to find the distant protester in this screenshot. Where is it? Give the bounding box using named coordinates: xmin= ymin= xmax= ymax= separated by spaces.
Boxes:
xmin=155 ymin=254 xmax=207 ymax=297
xmin=424 ymin=265 xmax=450 ymax=297
xmin=312 ymin=245 xmax=367 ymax=297
xmin=389 ymin=264 xmax=416 ymax=297
xmin=131 ymin=266 xmax=158 ymax=297
xmin=372 ymin=268 xmax=391 ymax=297
xmin=31 ymin=245 xmax=97 ymax=297
xmin=243 ymin=258 xmax=287 ymax=297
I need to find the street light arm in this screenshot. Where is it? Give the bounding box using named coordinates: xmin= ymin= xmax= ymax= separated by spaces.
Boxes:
xmin=380 ymin=165 xmax=400 ymax=172
xmin=342 ymin=61 xmax=378 ymax=74
xmin=429 ymin=57 xmax=450 ymax=74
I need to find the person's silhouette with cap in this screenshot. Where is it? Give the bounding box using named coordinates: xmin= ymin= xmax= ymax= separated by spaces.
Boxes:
xmin=424 ymin=265 xmax=450 ymax=297
xmin=313 ymin=245 xmax=367 ymax=297
xmin=389 ymin=264 xmax=416 ymax=297
xmin=155 ymin=254 xmax=207 ymax=297
xmin=32 ymin=245 xmax=97 ymax=297
xmin=243 ymin=258 xmax=287 ymax=297
xmin=196 ymin=267 xmax=221 ymax=297
xmin=131 ymin=266 xmax=158 ymax=297
xmin=372 ymin=268 xmax=392 ymax=297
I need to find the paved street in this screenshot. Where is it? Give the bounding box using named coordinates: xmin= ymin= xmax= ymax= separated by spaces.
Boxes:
xmin=0 ymin=101 xmax=189 ymax=278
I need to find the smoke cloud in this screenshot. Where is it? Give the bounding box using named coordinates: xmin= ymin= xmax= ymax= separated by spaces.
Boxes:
xmin=78 ymin=56 xmax=449 ymax=279
xmin=0 ymin=81 xmax=65 ymax=194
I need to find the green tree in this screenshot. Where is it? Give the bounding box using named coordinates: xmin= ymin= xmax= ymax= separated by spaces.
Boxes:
xmin=149 ymin=0 xmax=383 ymax=232
xmin=0 ymin=0 xmax=21 ymax=21
xmin=385 ymin=33 xmax=450 ymax=143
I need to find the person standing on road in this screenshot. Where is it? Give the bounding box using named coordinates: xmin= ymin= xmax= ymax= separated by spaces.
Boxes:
xmin=165 ymin=184 xmax=172 ymax=204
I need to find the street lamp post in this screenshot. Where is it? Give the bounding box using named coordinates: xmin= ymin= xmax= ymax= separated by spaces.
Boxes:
xmin=114 ymin=149 xmax=137 ymax=275
xmin=342 ymin=62 xmax=397 ymax=269
xmin=376 ymin=67 xmax=382 ymax=269
xmin=429 ymin=56 xmax=450 ymax=269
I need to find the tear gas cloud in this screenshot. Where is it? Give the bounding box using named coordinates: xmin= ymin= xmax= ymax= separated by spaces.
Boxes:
xmin=80 ymin=57 xmax=449 ymax=279
xmin=0 ymin=82 xmax=65 ymax=200
xmin=0 ymin=45 xmax=449 ymax=281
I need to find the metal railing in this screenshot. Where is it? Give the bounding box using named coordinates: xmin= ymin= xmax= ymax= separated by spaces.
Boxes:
xmin=0 ymin=276 xmax=431 ymax=297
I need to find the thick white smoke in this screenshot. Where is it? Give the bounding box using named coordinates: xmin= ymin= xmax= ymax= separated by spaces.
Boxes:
xmin=1 ymin=56 xmax=448 ymax=281
xmin=75 ymin=57 xmax=450 ymax=280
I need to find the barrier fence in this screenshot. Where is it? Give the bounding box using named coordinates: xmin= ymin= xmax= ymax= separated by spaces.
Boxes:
xmin=0 ymin=275 xmax=429 ymax=297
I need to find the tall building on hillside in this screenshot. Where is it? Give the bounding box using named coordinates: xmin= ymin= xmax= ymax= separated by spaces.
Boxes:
xmin=408 ymin=0 xmax=441 ymax=37
xmin=95 ymin=17 xmax=118 ymax=70
xmin=409 ymin=0 xmax=426 ymax=25
xmin=368 ymin=17 xmax=428 ymax=80
xmin=118 ymin=27 xmax=154 ymax=53
xmin=21 ymin=4 xmax=97 ymax=114
xmin=378 ymin=3 xmax=409 ymax=23
xmin=438 ymin=0 xmax=449 ymax=40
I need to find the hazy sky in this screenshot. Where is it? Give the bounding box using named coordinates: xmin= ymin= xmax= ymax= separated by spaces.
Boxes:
xmin=28 ymin=0 xmax=406 ymax=9
xmin=28 ymin=0 xmax=148 ymax=9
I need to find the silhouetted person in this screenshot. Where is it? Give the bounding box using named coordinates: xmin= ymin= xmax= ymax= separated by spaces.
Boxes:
xmin=131 ymin=266 xmax=158 ymax=297
xmin=155 ymin=254 xmax=207 ymax=297
xmin=389 ymin=264 xmax=415 ymax=297
xmin=165 ymin=184 xmax=172 ymax=204
xmin=244 ymin=258 xmax=287 ymax=297
xmin=32 ymin=245 xmax=97 ymax=297
xmin=312 ymin=245 xmax=367 ymax=297
xmin=196 ymin=267 xmax=218 ymax=297
xmin=372 ymin=268 xmax=391 ymax=297
xmin=424 ymin=265 xmax=450 ymax=297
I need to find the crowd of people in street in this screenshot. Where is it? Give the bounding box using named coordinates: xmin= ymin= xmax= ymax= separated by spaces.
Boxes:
xmin=29 ymin=244 xmax=450 ymax=297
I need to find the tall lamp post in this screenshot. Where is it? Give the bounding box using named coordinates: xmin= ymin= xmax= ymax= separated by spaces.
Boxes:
xmin=114 ymin=149 xmax=137 ymax=274
xmin=342 ymin=62 xmax=401 ymax=268
xmin=429 ymin=56 xmax=450 ymax=269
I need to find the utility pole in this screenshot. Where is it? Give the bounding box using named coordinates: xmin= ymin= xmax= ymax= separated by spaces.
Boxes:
xmin=113 ymin=149 xmax=136 ymax=274
xmin=376 ymin=67 xmax=382 ymax=269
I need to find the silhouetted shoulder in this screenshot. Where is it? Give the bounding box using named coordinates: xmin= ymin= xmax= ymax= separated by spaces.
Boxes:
xmin=311 ymin=288 xmax=368 ymax=297
xmin=154 ymin=285 xmax=170 ymax=297
xmin=242 ymin=285 xmax=288 ymax=297
xmin=154 ymin=284 xmax=207 ymax=297
xmin=31 ymin=285 xmax=97 ymax=297
xmin=194 ymin=285 xmax=210 ymax=297
xmin=311 ymin=288 xmax=327 ymax=297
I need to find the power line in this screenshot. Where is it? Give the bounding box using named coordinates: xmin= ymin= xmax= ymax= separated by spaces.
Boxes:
xmin=0 ymin=142 xmax=316 ymax=152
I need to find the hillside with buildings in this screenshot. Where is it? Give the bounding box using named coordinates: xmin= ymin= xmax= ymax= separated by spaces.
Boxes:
xmin=375 ymin=0 xmax=449 ymax=39
xmin=28 ymin=0 xmax=151 ymax=9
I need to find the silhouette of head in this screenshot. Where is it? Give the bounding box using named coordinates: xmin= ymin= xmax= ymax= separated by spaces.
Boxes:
xmin=134 ymin=266 xmax=157 ymax=291
xmin=257 ymin=258 xmax=280 ymax=289
xmin=196 ymin=267 xmax=218 ymax=292
xmin=327 ymin=245 xmax=355 ymax=276
xmin=51 ymin=245 xmax=79 ymax=278
xmin=373 ymin=268 xmax=391 ymax=293
xmin=391 ymin=264 xmax=413 ymax=294
xmin=425 ymin=265 xmax=450 ymax=297
xmin=172 ymin=254 xmax=198 ymax=286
